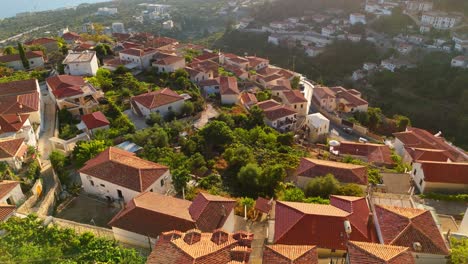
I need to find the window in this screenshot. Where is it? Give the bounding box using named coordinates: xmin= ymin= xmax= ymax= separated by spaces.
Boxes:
xmin=277 ymin=92 xmax=280 ymax=96
xmin=294 ymin=105 xmax=297 ymax=109
xmin=100 ymin=184 xmax=105 ymax=187
xmin=30 ymin=61 xmax=34 ymax=65
xmin=90 ymin=180 xmax=94 ymax=186
xmin=161 ymin=179 xmax=165 ymax=187
xmin=168 ymin=106 xmax=173 ymax=111
xmin=419 ymin=179 xmax=423 ymax=185
xmin=301 ymin=104 xmax=303 ymax=108
xmin=413 ymin=169 xmax=417 ymax=175
xmin=150 ymin=189 xmax=153 ymax=192
xmin=117 ymin=189 xmax=123 ymax=199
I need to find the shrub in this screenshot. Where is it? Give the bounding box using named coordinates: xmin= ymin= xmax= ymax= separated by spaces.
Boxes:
xmin=305 ymin=174 xmax=340 ymax=198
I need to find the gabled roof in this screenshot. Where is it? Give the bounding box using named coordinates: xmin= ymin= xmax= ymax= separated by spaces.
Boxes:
xmin=220 ymin=76 xmax=239 ymax=96
xmin=147 ymin=229 xmax=253 ymax=264
xmin=0 ymin=204 xmax=15 ymax=222
xmin=194 ymin=52 xmax=219 ymax=62
xmin=25 ymin=37 xmax=57 ymax=46
xmin=109 ymin=192 xmax=237 ymax=238
xmin=0 ymin=79 xmax=39 ymax=115
xmin=108 ymin=192 xmax=195 ymax=237
xmin=153 ymin=53 xmax=184 ymax=65
xmin=189 ymin=192 xmax=236 ymax=232
xmin=313 ymin=86 xmax=336 ymax=101
xmin=80 ymin=111 xmax=110 ymax=130
xmin=263 ymin=105 xmax=297 ymax=121
xmin=0 ymin=138 xmax=26 ymax=159
xmin=274 ymin=200 xmax=374 ymax=249
xmin=296 ymin=158 xmax=368 ymax=185
xmin=337 ymin=141 xmax=394 ymax=166
xmin=120 ymin=47 xmax=157 ymax=57
xmin=417 ymin=161 xmax=468 ymax=184
xmin=394 ymin=127 xmax=467 ymax=162
xmin=254 ymin=197 xmax=272 ymax=214
xmin=79 ymin=147 xmax=169 ymax=192
xmin=347 ymin=241 xmax=414 ymax=264
xmin=46 ymin=75 xmax=87 ymax=99
xmin=331 ymin=86 xmax=368 ymax=108
xmin=256 ymin=99 xmax=281 ymax=110
xmin=263 ymin=244 xmax=317 ymax=263
xmin=0 ymin=51 xmax=44 ymax=63
xmin=404 ymin=147 xmax=451 ymax=162
xmin=282 ymin=90 xmax=308 ymax=104
xmin=374 ymin=205 xmax=449 ymax=255
xmin=246 ymin=56 xmax=269 ymax=68
xmin=239 ymin=92 xmax=258 ymax=107
xmin=131 ymin=88 xmax=184 ymax=110
xmin=0 ymin=181 xmax=20 ymax=200
xmin=0 ymin=114 xmax=30 ymax=134
xmin=62 ymin=51 xmax=96 ymax=64
xmin=62 ymin=32 xmax=81 ymax=40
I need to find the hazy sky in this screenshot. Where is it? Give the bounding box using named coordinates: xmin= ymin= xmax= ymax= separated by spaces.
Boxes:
xmin=0 ymin=0 xmax=110 ymax=19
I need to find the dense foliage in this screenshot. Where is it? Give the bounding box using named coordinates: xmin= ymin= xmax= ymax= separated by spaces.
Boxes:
xmin=370 ymin=8 xmax=415 ymax=36
xmin=420 ymin=193 xmax=468 ymax=202
xmin=450 ymin=237 xmax=468 ymax=264
xmin=0 ymin=215 xmax=145 ymax=263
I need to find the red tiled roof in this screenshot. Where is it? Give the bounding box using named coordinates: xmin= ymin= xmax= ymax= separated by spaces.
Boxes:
xmin=0 ymin=51 xmax=43 ymax=63
xmin=296 ymin=158 xmax=368 ymax=185
xmin=240 ymin=92 xmax=258 ymax=107
xmin=147 ymin=229 xmax=253 ymax=264
xmin=330 ymin=195 xmax=373 ymax=241
xmin=374 ymin=205 xmax=449 ymax=255
xmin=331 ymin=87 xmax=368 ymax=108
xmin=0 ymin=79 xmax=39 ymax=115
xmin=263 ymin=244 xmax=318 ymax=263
xmin=405 ymin=147 xmax=451 ymax=162
xmin=153 ymin=53 xmax=185 ymax=65
xmin=46 ymin=75 xmax=86 ymax=99
xmin=256 ymin=99 xmax=281 ymax=110
xmin=132 ymin=88 xmax=184 ymax=110
xmin=0 ymin=114 xmax=30 ymax=134
xmin=246 ymin=56 xmax=269 ymax=68
xmin=0 ymin=138 xmax=25 ymax=159
xmin=0 ymin=181 xmax=20 ymax=201
xmin=108 ymin=192 xmax=196 ymax=237
xmin=62 ymin=32 xmax=81 ymax=40
xmin=120 ymin=47 xmax=157 ymax=57
xmin=254 ymin=197 xmax=272 ymax=214
xmin=394 ymin=127 xmax=467 ymax=162
xmin=80 ymin=111 xmax=110 ymax=130
xmin=337 ymin=141 xmax=394 ymax=166
xmin=25 ymin=37 xmax=57 ymax=46
xmin=313 ymin=86 xmax=336 ymax=101
xmin=274 ymin=200 xmax=374 ymax=250
xmin=282 ymin=90 xmax=308 ymax=104
xmin=194 ymin=52 xmax=219 ymax=62
xmin=347 ymin=241 xmax=415 ymax=264
xmin=417 ymin=161 xmax=468 ymax=184
xmin=0 ymin=204 xmax=15 ymax=222
xmin=79 ymin=147 xmax=169 ymax=192
xmin=263 ymin=105 xmax=297 ymax=121
xmin=189 ymin=192 xmax=236 ymax=232
xmin=220 ymin=76 xmax=239 ymax=95
xmin=120 ymin=41 xmax=144 ymax=49
xmin=113 ymin=33 xmax=131 ymax=41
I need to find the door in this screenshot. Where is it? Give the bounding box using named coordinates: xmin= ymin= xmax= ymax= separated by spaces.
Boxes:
xmin=117 ymin=189 xmax=124 ymax=200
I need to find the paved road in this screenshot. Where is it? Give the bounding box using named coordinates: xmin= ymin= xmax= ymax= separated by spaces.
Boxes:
xmin=193 ymin=103 xmax=219 ymax=129
xmin=38 ymin=88 xmax=56 ymax=166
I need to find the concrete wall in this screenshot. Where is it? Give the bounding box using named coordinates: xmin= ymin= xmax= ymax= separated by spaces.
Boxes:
xmin=112 ymin=227 xmax=157 ymax=248
xmin=221 ymin=211 xmax=236 ymax=233
xmin=67 ymin=55 xmax=99 ymax=76
xmin=412 ymin=252 xmax=447 ymax=264
xmin=0 ymin=184 xmax=25 ymax=206
xmin=80 ymin=170 xmax=172 ymax=203
xmin=135 ymin=99 xmax=184 ymax=118
xmin=221 ymin=94 xmax=239 ymax=105
xmin=153 ymin=60 xmax=185 ymax=73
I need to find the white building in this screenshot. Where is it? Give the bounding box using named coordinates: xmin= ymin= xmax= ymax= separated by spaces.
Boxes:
xmin=0 ymin=139 xmax=28 ymax=170
xmin=97 ymin=7 xmax=118 ymax=16
xmin=406 ymin=1 xmax=433 ymax=13
xmin=321 ymin=25 xmax=336 ymax=37
xmin=412 ymin=161 xmax=468 ymax=194
xmin=350 ymin=13 xmax=366 ymax=25
xmin=268 ymin=35 xmax=281 ymax=46
xmin=131 ymin=88 xmax=185 ymax=118
xmin=0 ymin=51 xmax=45 ymax=71
xmin=119 ymin=48 xmax=158 ymax=70
xmin=112 ymin=22 xmax=125 ymax=33
xmin=352 ymin=69 xmax=366 ymax=81
xmin=79 ymin=147 xmax=172 ymax=203
xmin=62 ymin=51 xmax=99 ymax=76
xmin=152 ymin=53 xmax=185 ymax=73
xmin=199 ymin=77 xmax=240 ymax=105
xmin=305 ymin=113 xmax=329 ymax=143
xmin=76 ymin=111 xmax=110 ymax=137
xmin=0 ymin=181 xmax=25 ymax=206
xmin=421 ymin=12 xmax=463 ymax=30
xmin=381 ymin=58 xmax=414 ymax=72
xmin=162 ymin=20 xmax=174 ymax=30
xmin=363 ymin=62 xmax=377 ymax=71
xmin=451 ymin=56 xmax=468 ymax=68
xmin=305 ymin=47 xmax=325 ymax=57
xmin=453 ymin=34 xmax=468 ymax=52
xmin=256 ymin=100 xmax=297 ymax=132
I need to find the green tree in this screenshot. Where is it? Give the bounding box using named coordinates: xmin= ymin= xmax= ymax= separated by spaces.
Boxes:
xmin=181 ymin=101 xmax=195 ymax=116
xmin=256 ymin=91 xmax=271 ymax=102
xmin=305 ymin=174 xmax=340 ymax=198
xmin=248 ymin=105 xmax=265 ymax=128
xmin=450 ymin=237 xmax=468 ymax=264
xmin=394 ymin=114 xmax=411 ymax=132
xmin=74 ymin=140 xmax=109 ymax=167
xmin=3 ymin=46 xmax=17 ymax=55
xmin=337 ymin=183 xmax=364 ymax=196
xmin=200 ymin=121 xmax=234 ymax=151
xmin=291 ymin=76 xmax=301 ymax=89
xmin=224 ymin=145 xmax=255 ymax=169
xmin=172 ymin=168 xmax=191 ymax=194
xmin=368 ymin=107 xmax=382 ymax=131
xmin=279 ymin=187 xmax=306 ymax=202
xmin=368 ymin=168 xmax=383 ymax=184
xmin=198 ymin=173 xmax=222 ymax=190
xmin=49 ymin=150 xmax=67 ymax=182
xmin=237 ymin=163 xmax=262 ymax=195
xmin=187 ymin=152 xmax=208 ymax=176
xmin=259 ymin=164 xmax=286 ymax=196
xmin=146 ymin=112 xmax=164 ymax=126
xmin=17 ymin=43 xmax=29 ymax=70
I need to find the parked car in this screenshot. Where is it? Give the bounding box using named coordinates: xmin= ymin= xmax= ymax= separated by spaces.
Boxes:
xmin=342 ymin=127 xmax=353 ymax=134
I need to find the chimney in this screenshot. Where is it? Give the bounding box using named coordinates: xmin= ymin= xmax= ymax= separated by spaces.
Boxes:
xmin=183 ymin=230 xmax=201 ymax=245
xmin=230 ymin=247 xmax=252 ymax=262
xmin=211 ymin=229 xmax=229 ymax=245
xmin=233 ymin=231 xmax=254 ymax=247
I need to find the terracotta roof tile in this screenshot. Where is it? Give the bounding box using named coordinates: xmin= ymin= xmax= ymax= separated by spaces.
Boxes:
xmin=254 ymin=197 xmax=272 ymax=214
xmin=263 ymin=244 xmax=317 ymax=263
xmin=132 ymin=88 xmax=184 ymax=110
xmin=0 ymin=79 xmax=39 ymax=115
xmin=80 ymin=111 xmax=110 ymax=130
xmin=337 ymin=141 xmax=394 ymax=166
xmin=0 ymin=138 xmax=25 ymax=159
xmin=25 ymin=37 xmax=57 ymax=45
xmin=282 ymin=90 xmax=308 ymax=104
xmin=79 ymin=147 xmax=169 ymax=192
xmin=0 ymin=114 xmax=30 ymax=134
xmin=375 ymin=205 xmax=449 ymax=255
xmin=0 ymin=204 xmax=15 ymax=222
xmin=120 ymin=47 xmax=157 ymax=57
xmin=62 ymin=32 xmax=81 ymax=40
xmin=347 ymin=241 xmax=414 ymax=263
xmin=331 ymin=86 xmax=368 ymax=107
xmin=220 ymin=76 xmax=239 ymax=95
xmin=418 ymin=161 xmax=468 ymax=184
xmin=240 ymin=92 xmax=258 ymax=107
xmin=46 ymin=75 xmax=87 ymax=99
xmin=0 ymin=181 xmax=20 ymax=201
xmin=405 ymin=147 xmax=451 ymax=162
xmin=0 ymin=51 xmax=43 ymax=63
xmin=189 ymin=192 xmax=236 ymax=232
xmin=296 ymin=158 xmax=368 ymax=185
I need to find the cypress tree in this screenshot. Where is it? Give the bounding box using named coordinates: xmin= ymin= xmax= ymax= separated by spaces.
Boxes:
xmin=17 ymin=42 xmax=30 ymax=70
